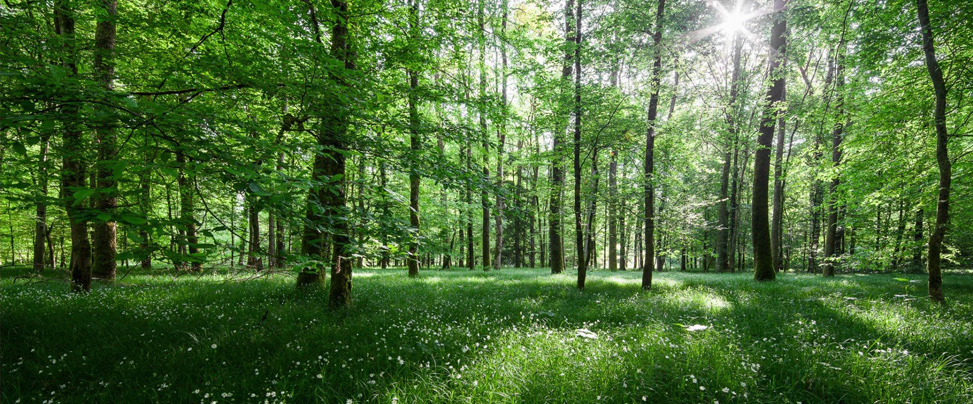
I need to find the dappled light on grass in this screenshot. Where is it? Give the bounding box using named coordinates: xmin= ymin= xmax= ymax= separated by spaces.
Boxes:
xmin=3 ymin=268 xmax=973 ymax=403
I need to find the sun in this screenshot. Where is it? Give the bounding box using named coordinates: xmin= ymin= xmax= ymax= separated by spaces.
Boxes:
xmin=722 ymin=8 xmax=748 ymax=33
xmin=714 ymin=0 xmax=750 ymax=35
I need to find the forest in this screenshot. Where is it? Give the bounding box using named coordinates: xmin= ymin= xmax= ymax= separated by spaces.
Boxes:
xmin=2 ymin=0 xmax=972 ymax=402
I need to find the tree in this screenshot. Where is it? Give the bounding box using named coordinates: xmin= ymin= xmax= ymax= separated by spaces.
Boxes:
xmin=752 ymin=0 xmax=788 ymax=282
xmin=916 ymin=0 xmax=951 ymax=304
xmin=407 ymin=0 xmax=422 ymax=278
xmin=54 ymin=0 xmax=92 ymax=293
xmin=642 ymin=0 xmax=666 ymax=291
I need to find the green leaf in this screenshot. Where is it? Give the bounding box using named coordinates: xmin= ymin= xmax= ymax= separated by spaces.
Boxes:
xmin=73 ymin=188 xmax=96 ymax=203
xmin=119 ymin=212 xmax=148 ymax=225
xmin=11 ymin=142 xmax=26 ymax=156
xmin=249 ymin=182 xmax=271 ymax=196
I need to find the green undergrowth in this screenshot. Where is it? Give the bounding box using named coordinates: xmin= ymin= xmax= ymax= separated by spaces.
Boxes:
xmin=2 ymin=267 xmax=973 ymax=403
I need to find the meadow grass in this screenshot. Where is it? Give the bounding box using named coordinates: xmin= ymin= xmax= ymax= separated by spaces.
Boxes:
xmin=2 ymin=267 xmax=973 ymax=403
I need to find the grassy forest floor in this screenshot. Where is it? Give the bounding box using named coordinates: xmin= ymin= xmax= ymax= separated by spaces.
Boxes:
xmin=3 ymin=267 xmax=973 ymax=403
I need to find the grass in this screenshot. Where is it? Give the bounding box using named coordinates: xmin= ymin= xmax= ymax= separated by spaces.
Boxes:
xmin=3 ymin=267 xmax=973 ymax=403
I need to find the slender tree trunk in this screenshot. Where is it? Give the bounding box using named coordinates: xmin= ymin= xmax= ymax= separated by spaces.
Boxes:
xmin=608 ymin=150 xmax=617 ymax=271
xmin=770 ymin=89 xmax=787 ymax=272
xmin=752 ymin=0 xmax=787 ymax=281
xmin=912 ymin=208 xmax=923 ymax=270
xmin=177 ymin=151 xmax=201 ymax=272
xmin=917 ymin=0 xmax=950 ymax=304
xmin=574 ymin=0 xmax=587 ymax=289
xmin=477 ymin=0 xmax=491 ymax=271
xmin=407 ymin=0 xmax=421 ymax=277
xmin=467 ymin=145 xmax=475 ymax=270
xmin=515 ymin=142 xmax=524 ymax=268
xmin=495 ymin=0 xmax=509 ymax=271
xmin=620 ymin=197 xmax=627 ymax=271
xmin=823 ymin=37 xmax=848 ymax=277
xmin=642 ymin=0 xmax=665 ymax=290
xmin=549 ymin=0 xmax=573 ymax=275
xmin=33 ymin=133 xmax=51 ymax=272
xmin=718 ymin=36 xmax=744 ymax=273
xmin=140 ymin=141 xmax=153 ymax=269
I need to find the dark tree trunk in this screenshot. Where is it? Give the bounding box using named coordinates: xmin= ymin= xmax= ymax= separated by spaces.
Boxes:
xmin=917 ymin=0 xmax=950 ymax=304
xmin=139 ymin=141 xmax=153 ymax=269
xmin=33 ymin=133 xmax=51 ymax=272
xmin=718 ymin=36 xmax=744 ymax=273
xmin=752 ymin=0 xmax=787 ymax=282
xmin=620 ymin=197 xmax=627 ymax=271
xmin=92 ymin=0 xmax=118 ymax=281
xmin=495 ymin=0 xmax=509 ymax=271
xmin=297 ymin=0 xmax=356 ymax=308
xmin=770 ymin=92 xmax=787 ymax=273
xmin=642 ymin=0 xmax=665 ymax=290
xmin=477 ymin=0 xmax=491 ymax=271
xmin=823 ymin=26 xmax=849 ymax=277
xmin=56 ymin=1 xmax=91 ymax=292
xmin=912 ymin=209 xmax=923 ymax=270
xmin=177 ymin=151 xmax=201 ymax=272
xmin=574 ymin=0 xmax=587 ymax=289
xmin=467 ymin=145 xmax=475 ymax=270
xmin=549 ymin=0 xmax=573 ymax=275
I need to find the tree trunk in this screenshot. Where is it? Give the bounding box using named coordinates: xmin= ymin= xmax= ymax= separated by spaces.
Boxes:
xmin=718 ymin=35 xmax=744 ymax=273
xmin=912 ymin=209 xmax=923 ymax=270
xmin=407 ymin=0 xmax=421 ymax=278
xmin=92 ymin=0 xmax=118 ymax=281
xmin=56 ymin=1 xmax=92 ymax=292
xmin=549 ymin=0 xmax=573 ymax=275
xmin=177 ymin=151 xmax=201 ymax=272
xmin=495 ymin=0 xmax=509 ymax=271
xmin=752 ymin=0 xmax=787 ymax=281
xmin=608 ymin=150 xmax=617 ymax=271
xmin=297 ymin=0 xmax=356 ymax=307
xmin=642 ymin=0 xmax=665 ymax=290
xmin=478 ymin=0 xmax=491 ymax=271
xmin=823 ymin=33 xmax=848 ymax=277
xmin=770 ymin=91 xmax=787 ymax=273
xmin=139 ymin=140 xmax=153 ymax=269
xmin=33 ymin=133 xmax=51 ymax=272
xmin=574 ymin=0 xmax=587 ymax=289
xmin=916 ymin=0 xmax=950 ymax=304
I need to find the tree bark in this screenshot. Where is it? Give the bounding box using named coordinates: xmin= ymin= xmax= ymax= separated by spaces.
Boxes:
xmin=56 ymin=1 xmax=92 ymax=292
xmin=33 ymin=133 xmax=51 ymax=272
xmin=407 ymin=0 xmax=421 ymax=278
xmin=495 ymin=0 xmax=509 ymax=270
xmin=642 ymin=0 xmax=665 ymax=290
xmin=574 ymin=0 xmax=587 ymax=289
xmin=752 ymin=0 xmax=787 ymax=281
xmin=478 ymin=0 xmax=491 ymax=271
xmin=297 ymin=0 xmax=356 ymax=308
xmin=608 ymin=150 xmax=617 ymax=271
xmin=549 ymin=0 xmax=573 ymax=275
xmin=92 ymin=0 xmax=118 ymax=281
xmin=916 ymin=0 xmax=950 ymax=304
xmin=177 ymin=151 xmax=201 ymax=272
xmin=912 ymin=209 xmax=923 ymax=270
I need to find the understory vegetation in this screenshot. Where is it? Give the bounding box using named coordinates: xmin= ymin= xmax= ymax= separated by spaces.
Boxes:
xmin=3 ymin=267 xmax=972 ymax=403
